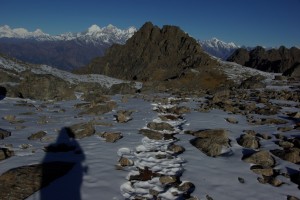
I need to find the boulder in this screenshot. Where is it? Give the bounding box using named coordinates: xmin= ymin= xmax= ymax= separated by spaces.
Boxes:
xmin=189 ymin=129 xmax=230 ymax=157
xmin=0 ymin=148 xmax=14 ymax=161
xmin=118 ymin=157 xmax=134 ymax=167
xmin=239 ymin=75 xmax=266 ymax=89
xmin=139 ymin=129 xmax=175 ymax=140
xmin=68 ymin=122 xmax=95 ymax=139
xmin=237 ymin=133 xmax=260 ymax=149
xmin=147 ymin=122 xmax=174 ymax=131
xmin=99 ymin=132 xmax=123 ymax=143
xmin=115 ymin=110 xmax=133 ymax=123
xmin=0 ymin=128 xmax=11 ymax=139
xmin=28 ymin=131 xmax=47 ymax=140
xmin=270 ymin=148 xmax=300 ymax=164
xmin=0 ymin=162 xmax=75 ymax=200
xmin=159 ymin=175 xmax=178 ymax=184
xmin=168 ymin=144 xmax=185 ymax=154
xmin=242 ymin=150 xmax=275 ymax=168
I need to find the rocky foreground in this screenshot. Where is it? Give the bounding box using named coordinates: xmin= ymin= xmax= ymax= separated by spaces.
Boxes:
xmin=0 ymin=71 xmax=299 ymax=199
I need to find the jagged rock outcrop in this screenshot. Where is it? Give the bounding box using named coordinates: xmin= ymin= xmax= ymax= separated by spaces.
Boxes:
xmin=227 ymin=46 xmax=300 ymax=75
xmin=78 ymin=22 xmax=228 ymax=91
xmin=80 ymin=22 xmax=215 ymax=80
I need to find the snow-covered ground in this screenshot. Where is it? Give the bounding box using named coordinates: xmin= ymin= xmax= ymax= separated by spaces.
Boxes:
xmin=0 ymin=90 xmax=299 ymax=199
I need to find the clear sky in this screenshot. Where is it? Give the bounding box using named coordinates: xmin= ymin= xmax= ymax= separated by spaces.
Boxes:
xmin=1 ymin=0 xmax=299 ymax=47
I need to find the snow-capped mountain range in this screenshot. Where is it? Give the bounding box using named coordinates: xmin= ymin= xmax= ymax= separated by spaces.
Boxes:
xmin=199 ymin=37 xmax=240 ymax=60
xmin=0 ymin=24 xmax=244 ymax=70
xmin=0 ymin=24 xmax=136 ymax=45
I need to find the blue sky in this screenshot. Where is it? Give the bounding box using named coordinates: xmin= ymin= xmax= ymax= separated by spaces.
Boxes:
xmin=1 ymin=0 xmax=299 ymax=47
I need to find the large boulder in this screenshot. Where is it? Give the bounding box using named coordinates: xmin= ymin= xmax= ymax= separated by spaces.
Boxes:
xmin=0 ymin=162 xmax=75 ymax=200
xmin=17 ymin=72 xmax=76 ymax=100
xmin=189 ymin=129 xmax=230 ymax=157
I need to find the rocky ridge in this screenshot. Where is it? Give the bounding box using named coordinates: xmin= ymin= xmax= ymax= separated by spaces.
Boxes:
xmin=227 ymin=46 xmax=300 ymax=77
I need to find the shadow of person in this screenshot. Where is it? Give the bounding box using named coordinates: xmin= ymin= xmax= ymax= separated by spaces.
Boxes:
xmin=0 ymin=86 xmax=7 ymax=100
xmin=40 ymin=127 xmax=87 ymax=200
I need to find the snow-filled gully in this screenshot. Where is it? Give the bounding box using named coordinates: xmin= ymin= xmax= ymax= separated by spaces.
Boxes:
xmin=119 ymin=98 xmax=194 ymax=200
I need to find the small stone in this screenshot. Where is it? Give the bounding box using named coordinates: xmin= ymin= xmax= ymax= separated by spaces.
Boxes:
xmin=206 ymin=194 xmax=214 ymax=200
xmin=278 ymin=140 xmax=294 ymax=149
xmin=115 ymin=110 xmax=133 ymax=123
xmin=225 ymin=117 xmax=238 ymax=124
xmin=168 ymin=144 xmax=185 ymax=154
xmin=238 ymin=177 xmax=245 ymax=183
xmin=147 ymin=122 xmax=174 ymax=131
xmin=178 ymin=181 xmax=195 ymax=194
xmin=159 ymin=175 xmax=178 ymax=184
xmin=118 ymin=157 xmax=133 ymax=167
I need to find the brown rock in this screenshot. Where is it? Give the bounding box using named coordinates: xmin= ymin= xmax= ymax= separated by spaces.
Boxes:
xmin=178 ymin=181 xmax=195 ymax=194
xmin=68 ymin=122 xmax=95 ymax=139
xmin=225 ymin=117 xmax=238 ymax=124
xmin=0 ymin=162 xmax=74 ymax=200
xmin=243 ymin=150 xmax=275 ymax=168
xmin=250 ymin=165 xmax=274 ymax=176
xmin=168 ymin=144 xmax=185 ymax=154
xmin=28 ymin=131 xmax=47 ymax=140
xmin=159 ymin=175 xmax=178 ymax=184
xmin=118 ymin=157 xmax=133 ymax=167
xmin=237 ymin=133 xmax=260 ymax=149
xmin=0 ymin=148 xmax=14 ymax=161
xmin=0 ymin=128 xmax=11 ymax=139
xmin=100 ymin=132 xmax=123 ymax=143
xmin=115 ymin=110 xmax=133 ymax=123
xmin=270 ymin=148 xmax=300 ymax=164
xmin=147 ymin=122 xmax=174 ymax=131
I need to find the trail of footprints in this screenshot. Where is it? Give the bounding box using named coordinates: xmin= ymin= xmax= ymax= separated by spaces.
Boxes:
xmin=118 ymin=97 xmax=196 ymax=200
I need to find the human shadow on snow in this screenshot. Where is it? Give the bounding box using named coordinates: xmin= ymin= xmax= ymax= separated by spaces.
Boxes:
xmin=40 ymin=127 xmax=87 ymax=200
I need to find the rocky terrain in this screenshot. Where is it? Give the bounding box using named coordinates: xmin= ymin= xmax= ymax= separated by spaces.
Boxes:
xmin=227 ymin=46 xmax=300 ymax=77
xmin=0 ymin=22 xmax=300 ymax=200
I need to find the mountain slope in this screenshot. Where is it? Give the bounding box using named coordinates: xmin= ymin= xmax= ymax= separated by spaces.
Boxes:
xmin=0 ymin=25 xmax=136 ymax=71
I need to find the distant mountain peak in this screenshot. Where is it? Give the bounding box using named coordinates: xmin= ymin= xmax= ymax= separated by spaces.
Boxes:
xmin=87 ymin=24 xmax=101 ymax=33
xmin=199 ymin=37 xmax=240 ymax=60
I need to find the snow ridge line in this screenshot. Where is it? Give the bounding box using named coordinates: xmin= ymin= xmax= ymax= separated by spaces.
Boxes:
xmin=118 ymin=97 xmax=196 ymax=200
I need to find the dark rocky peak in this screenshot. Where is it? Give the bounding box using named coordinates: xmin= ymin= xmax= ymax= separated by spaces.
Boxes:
xmin=79 ymin=22 xmax=216 ymax=82
xmin=227 ymin=45 xmax=300 ymax=75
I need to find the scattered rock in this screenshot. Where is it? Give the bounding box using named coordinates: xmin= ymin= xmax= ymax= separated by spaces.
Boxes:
xmin=129 ymin=167 xmax=160 ymax=181
xmin=238 ymin=177 xmax=245 ymax=184
xmin=68 ymin=122 xmax=95 ymax=139
xmin=0 ymin=128 xmax=11 ymax=139
xmin=287 ymin=195 xmax=300 ymax=200
xmin=277 ymin=140 xmax=294 ymax=149
xmin=270 ymin=148 xmax=300 ymax=164
xmin=277 ymin=126 xmax=294 ymax=132
xmin=178 ymin=181 xmax=195 ymax=194
xmin=115 ymin=110 xmax=133 ymax=123
xmin=239 ymin=75 xmax=266 ymax=89
xmin=257 ymin=176 xmax=283 ymax=187
xmin=118 ymin=157 xmax=134 ymax=167
xmin=0 ymin=162 xmax=75 ymax=200
xmin=190 ymin=129 xmax=230 ymax=157
xmin=250 ymin=165 xmax=274 ymax=176
xmin=99 ymin=132 xmax=123 ymax=143
xmin=0 ymin=148 xmax=14 ymax=161
xmin=28 ymin=131 xmax=47 ymax=140
xmin=79 ymin=101 xmax=117 ymax=115
xmin=288 ymin=112 xmax=300 ymax=119
xmin=139 ymin=129 xmax=175 ymax=140
xmin=168 ymin=144 xmax=185 ymax=154
xmin=237 ymin=133 xmax=260 ymax=149
xmin=225 ymin=117 xmax=238 ymax=124
xmin=243 ymin=150 xmax=275 ymax=168
xmin=2 ymin=115 xmax=24 ymax=124
xmin=147 ymin=122 xmax=174 ymax=131
xmin=159 ymin=175 xmax=178 ymax=184
xmin=212 ymin=89 xmax=230 ymax=103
